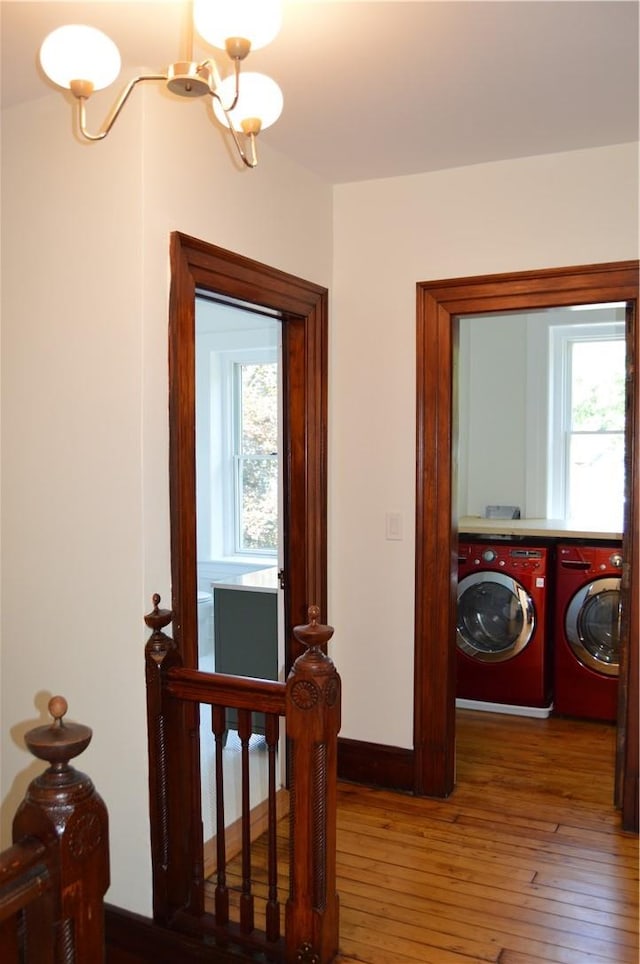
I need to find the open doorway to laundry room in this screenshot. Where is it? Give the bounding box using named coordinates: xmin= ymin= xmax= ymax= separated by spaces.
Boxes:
xmin=413 ymin=261 xmax=639 ymax=831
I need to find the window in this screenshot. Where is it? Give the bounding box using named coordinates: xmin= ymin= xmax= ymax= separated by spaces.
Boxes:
xmin=231 ymin=358 xmax=279 ymax=554
xmin=195 ymin=298 xmax=280 ymax=565
xmin=548 ymin=321 xmax=625 ymax=526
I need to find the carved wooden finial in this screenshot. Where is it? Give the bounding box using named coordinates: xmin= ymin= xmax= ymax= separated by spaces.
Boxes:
xmin=292 ymin=605 xmax=334 ymax=655
xmin=144 ymin=593 xmax=173 ymax=634
xmin=24 ymin=696 xmax=92 ymax=768
xmin=48 ymin=695 xmax=68 ymax=724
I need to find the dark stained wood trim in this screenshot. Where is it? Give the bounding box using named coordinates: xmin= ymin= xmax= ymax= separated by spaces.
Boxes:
xmin=337 ymin=737 xmax=415 ymax=793
xmin=163 ymin=233 xmax=329 ymax=926
xmin=413 ymin=301 xmax=457 ymax=797
xmin=621 ymin=298 xmax=639 ymax=831
xmin=169 ymin=232 xmax=329 ymax=669
xmin=165 ymin=667 xmax=287 ymax=714
xmin=414 ymin=261 xmax=639 ymax=828
xmin=105 ymin=905 xmax=249 ymax=963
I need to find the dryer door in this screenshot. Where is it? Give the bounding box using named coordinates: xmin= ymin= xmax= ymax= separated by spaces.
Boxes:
xmin=457 ymin=571 xmax=535 ymax=663
xmin=565 ymin=577 xmax=621 ymax=676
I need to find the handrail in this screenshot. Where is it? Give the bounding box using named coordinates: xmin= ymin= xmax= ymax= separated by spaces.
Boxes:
xmin=144 ymin=595 xmax=341 ymax=963
xmin=166 ymin=667 xmax=287 ymax=714
xmin=0 ymin=838 xmax=50 ymax=920
xmin=0 ymin=697 xmax=109 ymax=963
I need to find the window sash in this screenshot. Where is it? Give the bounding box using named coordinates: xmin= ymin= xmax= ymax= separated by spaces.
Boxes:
xmin=231 ymin=357 xmax=279 ymax=556
xmin=548 ymin=321 xmax=625 ymax=523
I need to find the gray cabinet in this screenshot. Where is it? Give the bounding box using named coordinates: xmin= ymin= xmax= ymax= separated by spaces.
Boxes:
xmin=212 ymin=570 xmax=278 ymax=734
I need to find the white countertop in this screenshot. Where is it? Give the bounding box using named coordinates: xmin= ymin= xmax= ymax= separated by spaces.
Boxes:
xmin=458 ymin=516 xmax=622 ymax=541
xmin=212 ymin=566 xmax=279 ymax=593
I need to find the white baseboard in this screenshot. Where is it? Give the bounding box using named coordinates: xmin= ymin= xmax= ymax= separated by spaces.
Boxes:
xmin=456 ymin=698 xmax=554 ymax=719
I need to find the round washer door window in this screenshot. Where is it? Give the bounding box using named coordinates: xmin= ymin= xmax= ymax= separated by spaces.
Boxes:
xmin=457 ymin=571 xmax=535 ymax=663
xmin=565 ymin=577 xmax=621 ymax=677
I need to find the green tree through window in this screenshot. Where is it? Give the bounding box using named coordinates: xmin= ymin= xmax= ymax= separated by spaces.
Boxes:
xmin=568 ymin=339 xmax=625 ymax=522
xmin=234 ymin=361 xmax=278 ymax=553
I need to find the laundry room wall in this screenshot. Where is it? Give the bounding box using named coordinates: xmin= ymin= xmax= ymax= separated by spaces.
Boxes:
xmin=457 ymin=311 xmax=528 ymax=518
xmin=456 ymin=303 xmax=629 ymax=521
xmin=330 ymin=141 xmax=639 ymax=749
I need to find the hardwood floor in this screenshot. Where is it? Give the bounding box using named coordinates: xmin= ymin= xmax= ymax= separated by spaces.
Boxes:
xmin=215 ymin=710 xmax=639 ymax=963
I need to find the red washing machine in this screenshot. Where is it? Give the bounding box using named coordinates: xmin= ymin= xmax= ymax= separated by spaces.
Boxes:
xmin=553 ymin=544 xmax=622 ymax=722
xmin=456 ymin=543 xmax=551 ymax=709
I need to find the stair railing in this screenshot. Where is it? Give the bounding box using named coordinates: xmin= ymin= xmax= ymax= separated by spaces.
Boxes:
xmin=0 ymin=696 xmax=109 ymax=962
xmin=144 ymin=596 xmax=340 ymax=963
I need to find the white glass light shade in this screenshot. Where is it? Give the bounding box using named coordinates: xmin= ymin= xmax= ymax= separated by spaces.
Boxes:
xmin=213 ymin=73 xmax=283 ymax=132
xmin=194 ymin=0 xmax=282 ymax=52
xmin=40 ymin=25 xmax=121 ymax=91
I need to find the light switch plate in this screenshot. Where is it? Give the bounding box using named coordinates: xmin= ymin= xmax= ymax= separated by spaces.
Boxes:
xmin=386 ymin=512 xmax=403 ymax=540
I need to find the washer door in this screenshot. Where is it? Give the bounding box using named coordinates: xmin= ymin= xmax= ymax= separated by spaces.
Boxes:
xmin=457 ymin=571 xmax=535 ymax=663
xmin=565 ymin=577 xmax=621 ymax=677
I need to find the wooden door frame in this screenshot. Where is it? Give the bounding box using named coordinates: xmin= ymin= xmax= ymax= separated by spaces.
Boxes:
xmin=146 ymin=233 xmax=327 ymax=923
xmin=168 ymin=231 xmax=329 ymax=669
xmin=414 ymin=260 xmax=639 ymax=831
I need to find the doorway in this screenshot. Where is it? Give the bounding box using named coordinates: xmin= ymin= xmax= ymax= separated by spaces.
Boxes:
xmin=168 ymin=232 xmax=329 ymax=673
xmin=413 ymin=261 xmax=638 ymax=831
xmin=195 ymin=296 xmax=283 ymax=684
xmin=166 ymin=232 xmax=329 ymax=877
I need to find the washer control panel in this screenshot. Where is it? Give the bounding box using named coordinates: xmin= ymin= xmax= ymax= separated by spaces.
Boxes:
xmin=462 ymin=545 xmax=546 ymax=572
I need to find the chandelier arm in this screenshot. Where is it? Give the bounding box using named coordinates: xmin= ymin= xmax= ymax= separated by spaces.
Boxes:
xmin=210 ymin=58 xmax=241 ymax=112
xmin=200 ymin=59 xmax=222 ymax=95
xmin=220 ymin=113 xmax=258 ymax=169
xmin=75 ymin=73 xmax=168 ymax=141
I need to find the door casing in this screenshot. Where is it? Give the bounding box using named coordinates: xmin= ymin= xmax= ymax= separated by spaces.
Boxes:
xmin=168 ymin=231 xmax=329 ymax=671
xmin=414 ymin=260 xmax=639 ymax=832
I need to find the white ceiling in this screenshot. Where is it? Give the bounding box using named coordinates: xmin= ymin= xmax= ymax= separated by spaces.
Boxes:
xmin=1 ymin=0 xmax=638 ymax=184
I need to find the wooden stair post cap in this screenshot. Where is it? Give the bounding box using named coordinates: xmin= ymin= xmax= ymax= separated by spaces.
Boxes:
xmin=144 ymin=593 xmax=173 ymax=633
xmin=293 ymin=605 xmax=334 ymax=651
xmin=24 ymin=696 xmax=92 ymax=766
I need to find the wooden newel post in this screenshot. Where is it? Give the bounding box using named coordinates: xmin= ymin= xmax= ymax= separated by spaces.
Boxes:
xmin=13 ymin=696 xmax=109 ymax=963
xmin=143 ymin=593 xmax=183 ymax=923
xmin=285 ymin=606 xmax=341 ymax=964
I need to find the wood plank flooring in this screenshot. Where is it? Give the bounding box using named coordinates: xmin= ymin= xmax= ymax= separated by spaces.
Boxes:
xmin=213 ymin=710 xmax=639 ymax=964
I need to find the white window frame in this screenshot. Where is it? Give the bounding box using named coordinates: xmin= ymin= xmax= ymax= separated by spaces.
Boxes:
xmin=221 ymin=347 xmax=279 ymax=558
xmin=547 ymin=321 xmax=625 ymax=521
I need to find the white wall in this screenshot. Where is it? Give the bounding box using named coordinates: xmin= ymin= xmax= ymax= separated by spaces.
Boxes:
xmin=330 ymin=142 xmax=639 ymax=748
xmin=0 ymin=85 xmax=332 ymax=916
xmin=1 ymin=91 xmax=149 ymax=908
xmin=1 ymin=83 xmax=637 ymax=918
xmin=458 ymin=312 xmax=528 ymax=517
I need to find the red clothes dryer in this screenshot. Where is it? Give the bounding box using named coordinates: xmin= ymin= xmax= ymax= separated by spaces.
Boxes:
xmin=553 ymin=543 xmax=622 ymax=722
xmin=456 ymin=543 xmax=551 ymax=708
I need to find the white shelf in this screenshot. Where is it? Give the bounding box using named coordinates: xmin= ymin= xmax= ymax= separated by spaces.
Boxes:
xmin=458 ymin=516 xmax=622 ymax=541
xmin=211 ymin=566 xmax=279 ymax=594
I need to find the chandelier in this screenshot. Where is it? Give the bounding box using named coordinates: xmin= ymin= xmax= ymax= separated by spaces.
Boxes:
xmin=39 ymin=0 xmax=284 ymax=169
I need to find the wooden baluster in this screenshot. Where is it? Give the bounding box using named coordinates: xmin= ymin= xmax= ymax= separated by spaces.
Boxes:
xmin=0 ymin=837 xmax=52 ymax=963
xmin=265 ymin=712 xmax=281 ymax=944
xmin=0 ymin=916 xmax=20 ymax=962
xmin=13 ymin=696 xmax=109 ymax=963
xmin=0 ymin=913 xmax=20 ymax=962
xmin=285 ymin=606 xmax=340 ymax=964
xmin=238 ymin=709 xmax=254 ymax=934
xmin=144 ymin=594 xmax=180 ymax=923
xmin=145 ymin=593 xmax=205 ymax=923
xmin=211 ymin=704 xmax=229 ymax=926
